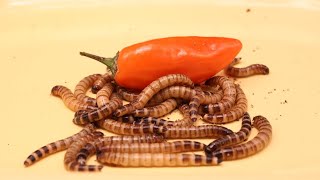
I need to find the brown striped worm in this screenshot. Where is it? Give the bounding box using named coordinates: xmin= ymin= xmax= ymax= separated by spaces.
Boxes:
xmin=97 ymin=140 xmax=205 ymax=154
xmin=23 ymin=124 xmax=96 ymax=167
xmin=74 ymin=74 xmax=101 ymax=106
xmin=73 ymin=93 xmax=123 ymax=125
xmin=51 ymin=85 xmax=97 ymax=112
xmin=92 ymin=73 xmax=114 ymax=94
xmin=96 ymin=152 xmax=221 ymax=167
xmin=132 ymin=98 xmax=178 ymax=117
xmin=205 ymin=112 xmax=252 ymax=153
xmin=64 ymin=131 xmax=104 ymax=172
xmin=208 ymin=115 xmax=272 ymax=160
xmin=189 ymin=89 xmax=205 ymax=122
xmin=204 ymin=76 xmax=237 ymax=114
xmin=96 ymin=83 xmax=115 ymax=107
xmin=116 ymin=86 xmax=139 ymax=102
xmin=96 ymin=118 xmax=167 ymax=135
xmin=114 ymin=74 xmax=194 ymax=117
xmin=203 ymin=85 xmax=247 ymax=124
xmin=225 ymin=58 xmax=269 ymax=77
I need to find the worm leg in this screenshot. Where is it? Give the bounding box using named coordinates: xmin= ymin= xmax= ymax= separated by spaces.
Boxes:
xmin=23 ymin=124 xmax=96 ymax=167
xmin=225 ymin=58 xmax=269 ymax=77
xmin=203 ymin=85 xmax=247 ymax=124
xmin=97 ymin=152 xmax=221 ymax=167
xmin=205 ymin=112 xmax=252 ymax=153
xmin=51 ymin=85 xmax=97 ymax=112
xmin=132 ymin=98 xmax=178 ymax=117
xmin=74 ymin=74 xmax=101 ymax=106
xmin=114 ymin=74 xmax=194 ymax=117
xmin=92 ymin=73 xmax=114 ymax=94
xmin=96 ymin=83 xmax=114 ymax=107
xmin=209 ymin=115 xmax=272 ymax=160
xmin=204 ymin=76 xmax=237 ymax=114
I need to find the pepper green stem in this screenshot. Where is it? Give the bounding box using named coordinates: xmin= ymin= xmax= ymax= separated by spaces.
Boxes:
xmin=79 ymin=51 xmax=119 ymax=75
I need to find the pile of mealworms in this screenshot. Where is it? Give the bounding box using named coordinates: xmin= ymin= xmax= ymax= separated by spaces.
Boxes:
xmin=24 ymin=58 xmax=272 ymax=171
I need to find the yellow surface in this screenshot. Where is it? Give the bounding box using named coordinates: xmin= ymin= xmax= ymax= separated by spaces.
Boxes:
xmin=1 ymin=0 xmax=320 ymax=179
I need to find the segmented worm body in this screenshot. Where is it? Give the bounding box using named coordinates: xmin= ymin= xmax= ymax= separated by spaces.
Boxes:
xmin=73 ymin=93 xmax=123 ymax=125
xmin=97 ymin=152 xmax=221 ymax=167
xmin=116 ymin=86 xmax=139 ymax=102
xmin=208 ymin=115 xmax=272 ymax=160
xmin=51 ymin=85 xmax=97 ymax=112
xmin=189 ymin=89 xmax=205 ymax=122
xmin=114 ymin=74 xmax=194 ymax=117
xmin=204 ymin=76 xmax=237 ymax=114
xmin=24 ymin=124 xmax=96 ymax=167
xmin=92 ymin=73 xmax=114 ymax=94
xmin=225 ymin=58 xmax=269 ymax=77
xmin=132 ymin=98 xmax=178 ymax=117
xmin=203 ymin=85 xmax=247 ymax=124
xmin=98 ymin=140 xmax=205 ymax=154
xmin=74 ymin=74 xmax=101 ymax=106
xmin=205 ymin=112 xmax=252 ymax=153
xmin=96 ymin=118 xmax=167 ymax=135
xmin=96 ymin=83 xmax=114 ymax=107
xmin=64 ymin=131 xmax=104 ymax=172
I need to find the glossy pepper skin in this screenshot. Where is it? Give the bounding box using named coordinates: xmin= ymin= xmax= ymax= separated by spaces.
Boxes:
xmin=81 ymin=36 xmax=242 ymax=90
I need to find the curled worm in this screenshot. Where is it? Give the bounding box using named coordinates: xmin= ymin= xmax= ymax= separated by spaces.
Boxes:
xmin=96 ymin=83 xmax=115 ymax=107
xmin=73 ymin=93 xmax=123 ymax=125
xmin=64 ymin=131 xmax=104 ymax=172
xmin=23 ymin=124 xmax=96 ymax=167
xmin=116 ymin=86 xmax=139 ymax=102
xmin=203 ymin=85 xmax=247 ymax=124
xmin=74 ymin=74 xmax=101 ymax=106
xmin=51 ymin=85 xmax=97 ymax=112
xmin=114 ymin=74 xmax=194 ymax=117
xmin=92 ymin=73 xmax=114 ymax=94
xmin=204 ymin=76 xmax=237 ymax=114
xmin=205 ymin=112 xmax=252 ymax=153
xmin=225 ymin=58 xmax=269 ymax=77
xmin=96 ymin=118 xmax=167 ymax=135
xmin=208 ymin=115 xmax=272 ymax=160
xmin=132 ymin=98 xmax=178 ymax=117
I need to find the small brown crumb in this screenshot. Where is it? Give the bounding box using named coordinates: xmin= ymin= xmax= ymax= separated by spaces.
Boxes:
xmin=246 ymin=8 xmax=251 ymax=13
xmin=250 ymin=104 xmax=254 ymax=108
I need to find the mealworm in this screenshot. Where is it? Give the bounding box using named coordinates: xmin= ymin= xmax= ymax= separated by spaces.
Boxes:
xmin=132 ymin=98 xmax=178 ymax=117
xmin=23 ymin=124 xmax=96 ymax=167
xmin=74 ymin=74 xmax=101 ymax=106
xmin=73 ymin=93 xmax=123 ymax=125
xmin=64 ymin=131 xmax=104 ymax=172
xmin=51 ymin=85 xmax=97 ymax=112
xmin=204 ymin=76 xmax=237 ymax=113
xmin=114 ymin=74 xmax=194 ymax=117
xmin=205 ymin=112 xmax=252 ymax=153
xmin=96 ymin=118 xmax=167 ymax=135
xmin=98 ymin=140 xmax=205 ymax=154
xmin=92 ymin=73 xmax=114 ymax=94
xmin=116 ymin=86 xmax=139 ymax=102
xmin=225 ymin=58 xmax=269 ymax=77
xmin=96 ymin=83 xmax=115 ymax=107
xmin=203 ymin=85 xmax=247 ymax=124
xmin=97 ymin=152 xmax=221 ymax=167
xmin=164 ymin=124 xmax=233 ymax=139
xmin=189 ymin=89 xmax=205 ymax=122
xmin=208 ymin=115 xmax=272 ymax=160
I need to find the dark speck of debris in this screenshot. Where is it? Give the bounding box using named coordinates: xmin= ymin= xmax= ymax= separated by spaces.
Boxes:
xmin=251 ymin=104 xmax=254 ymax=108
xmin=280 ymin=100 xmax=288 ymax=104
xmin=7 ymin=144 xmax=10 ymax=146
xmin=274 ymin=89 xmax=276 ymax=91
xmin=252 ymin=49 xmax=256 ymax=52
xmin=252 ymin=93 xmax=255 ymax=95
xmin=268 ymin=91 xmax=273 ymax=94
xmin=246 ymin=8 xmax=251 ymax=13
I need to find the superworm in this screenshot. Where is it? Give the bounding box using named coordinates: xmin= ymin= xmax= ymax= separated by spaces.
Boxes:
xmin=189 ymin=89 xmax=205 ymax=122
xmin=116 ymin=86 xmax=139 ymax=102
xmin=114 ymin=74 xmax=194 ymax=117
xmin=96 ymin=83 xmax=114 ymax=107
xmin=205 ymin=112 xmax=252 ymax=153
xmin=208 ymin=115 xmax=272 ymax=160
xmin=132 ymin=98 xmax=178 ymax=117
xmin=51 ymin=85 xmax=97 ymax=112
xmin=203 ymin=85 xmax=247 ymax=124
xmin=97 ymin=140 xmax=205 ymax=154
xmin=96 ymin=118 xmax=167 ymax=135
xmin=74 ymin=74 xmax=101 ymax=106
xmin=225 ymin=58 xmax=269 ymax=77
xmin=64 ymin=131 xmax=104 ymax=172
xmin=204 ymin=76 xmax=237 ymax=114
xmin=23 ymin=124 xmax=96 ymax=167
xmin=164 ymin=124 xmax=233 ymax=139
xmin=96 ymin=152 xmax=221 ymax=167
xmin=73 ymin=93 xmax=123 ymax=125
xmin=91 ymin=73 xmax=114 ymax=94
